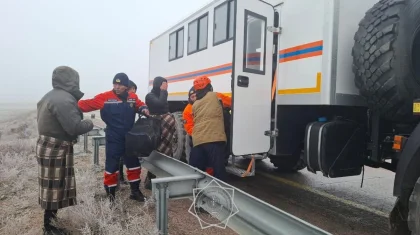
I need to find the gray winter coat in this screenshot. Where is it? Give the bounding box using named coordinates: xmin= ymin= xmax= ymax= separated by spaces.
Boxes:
xmin=37 ymin=66 xmax=93 ymax=141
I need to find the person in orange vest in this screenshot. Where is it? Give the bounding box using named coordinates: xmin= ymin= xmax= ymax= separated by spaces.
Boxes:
xmin=183 ymin=85 xmax=232 ymax=173
xmin=183 ymin=87 xmax=216 ymax=174
xmin=188 ymin=76 xmax=229 ymax=181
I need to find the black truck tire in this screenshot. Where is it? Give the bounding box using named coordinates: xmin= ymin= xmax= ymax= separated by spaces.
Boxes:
xmin=171 ymin=111 xmax=185 ymax=160
xmin=352 ymin=0 xmax=420 ymax=122
xmin=185 ymin=134 xmax=192 ymax=164
xmin=408 ymin=177 xmax=420 ymax=234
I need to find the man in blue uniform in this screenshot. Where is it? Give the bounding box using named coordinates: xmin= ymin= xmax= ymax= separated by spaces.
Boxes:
xmin=78 ymin=73 xmax=149 ymax=202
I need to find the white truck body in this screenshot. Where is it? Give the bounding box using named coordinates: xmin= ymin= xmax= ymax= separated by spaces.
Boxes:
xmin=148 ymin=0 xmax=378 ymax=156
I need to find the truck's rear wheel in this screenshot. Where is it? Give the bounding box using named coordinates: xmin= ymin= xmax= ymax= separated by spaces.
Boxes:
xmin=171 ymin=111 xmax=185 ymax=160
xmin=408 ymin=177 xmax=420 ymax=234
xmin=185 ymin=134 xmax=192 ymax=163
xmin=352 ymin=0 xmax=420 ymax=122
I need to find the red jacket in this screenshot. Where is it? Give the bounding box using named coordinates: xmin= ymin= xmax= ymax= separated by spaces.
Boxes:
xmin=78 ymin=90 xmax=147 ymax=137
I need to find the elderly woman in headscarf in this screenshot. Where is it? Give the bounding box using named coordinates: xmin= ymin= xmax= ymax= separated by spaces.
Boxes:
xmin=144 ymin=76 xmax=176 ymax=189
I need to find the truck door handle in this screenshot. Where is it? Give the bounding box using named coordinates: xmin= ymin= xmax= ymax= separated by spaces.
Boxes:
xmin=237 ymin=75 xmax=249 ymax=87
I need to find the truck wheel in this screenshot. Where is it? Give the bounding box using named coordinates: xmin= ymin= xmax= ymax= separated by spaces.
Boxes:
xmin=171 ymin=111 xmax=185 ymax=160
xmin=352 ymin=0 xmax=420 ymax=122
xmin=408 ymin=177 xmax=420 ymax=233
xmin=269 ymin=149 xmax=306 ymax=172
xmin=185 ymin=134 xmax=192 ymax=164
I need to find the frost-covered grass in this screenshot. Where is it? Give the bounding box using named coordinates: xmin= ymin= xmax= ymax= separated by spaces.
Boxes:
xmin=0 ymin=111 xmax=158 ymax=235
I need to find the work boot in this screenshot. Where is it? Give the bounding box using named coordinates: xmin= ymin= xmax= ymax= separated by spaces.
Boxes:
xmin=43 ymin=210 xmax=67 ymax=235
xmin=43 ymin=226 xmax=67 ymax=235
xmin=104 ymin=186 xmax=116 ymax=203
xmin=129 ymin=181 xmax=146 ymax=202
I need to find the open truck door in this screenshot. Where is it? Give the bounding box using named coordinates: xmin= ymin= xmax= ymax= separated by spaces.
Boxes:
xmin=231 ymin=0 xmax=275 ymax=156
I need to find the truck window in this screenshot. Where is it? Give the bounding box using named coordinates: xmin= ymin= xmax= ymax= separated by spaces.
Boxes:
xmin=243 ymin=11 xmax=266 ymax=74
xmin=177 ymin=28 xmax=184 ymax=58
xmin=169 ymin=32 xmax=177 ymax=60
xmin=169 ymin=27 xmax=184 ymax=61
xmin=228 ymin=0 xmax=234 ymax=39
xmin=188 ymin=13 xmax=208 ymax=54
xmin=199 ymin=15 xmax=208 ymax=50
xmin=214 ymin=0 xmax=234 ymax=46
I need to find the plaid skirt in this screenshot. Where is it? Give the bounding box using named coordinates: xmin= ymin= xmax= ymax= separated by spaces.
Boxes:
xmin=156 ymin=113 xmax=176 ymax=156
xmin=36 ymin=135 xmax=77 ymax=210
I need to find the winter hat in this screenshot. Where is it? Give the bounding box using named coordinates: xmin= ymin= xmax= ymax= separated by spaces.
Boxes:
xmin=113 ymin=73 xmax=129 ymax=87
xmin=128 ymin=80 xmax=137 ymax=90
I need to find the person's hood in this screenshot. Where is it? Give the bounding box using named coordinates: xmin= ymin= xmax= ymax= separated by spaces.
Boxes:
xmin=52 ymin=66 xmax=84 ymax=100
xmin=151 ymin=76 xmax=167 ymax=95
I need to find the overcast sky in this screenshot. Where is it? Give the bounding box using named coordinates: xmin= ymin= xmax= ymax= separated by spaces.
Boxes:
xmin=0 ymin=0 xmax=206 ymax=104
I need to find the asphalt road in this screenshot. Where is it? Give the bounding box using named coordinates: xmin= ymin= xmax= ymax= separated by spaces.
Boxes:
xmin=227 ymin=158 xmax=395 ymax=235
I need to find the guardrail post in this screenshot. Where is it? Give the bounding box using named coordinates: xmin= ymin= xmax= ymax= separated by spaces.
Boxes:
xmin=93 ymin=138 xmax=99 ymax=166
xmin=155 ymin=182 xmax=169 ymax=235
xmin=83 ymin=133 xmax=88 ymax=152
xmin=84 ymin=128 xmax=101 ymax=154
xmin=92 ymin=136 xmax=106 ymax=166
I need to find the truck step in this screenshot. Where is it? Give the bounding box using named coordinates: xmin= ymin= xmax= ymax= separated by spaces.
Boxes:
xmin=241 ymin=154 xmax=266 ymax=160
xmin=226 ymin=157 xmax=256 ymax=177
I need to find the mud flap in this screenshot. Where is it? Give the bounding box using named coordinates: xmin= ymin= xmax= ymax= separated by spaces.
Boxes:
xmin=393 ymin=122 xmax=420 ymax=197
xmin=391 ymin=122 xmax=420 ymax=234
xmin=389 ymin=198 xmax=410 ymax=235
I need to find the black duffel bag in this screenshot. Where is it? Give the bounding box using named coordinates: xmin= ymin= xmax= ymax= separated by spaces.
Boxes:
xmin=125 ymin=115 xmax=161 ymax=157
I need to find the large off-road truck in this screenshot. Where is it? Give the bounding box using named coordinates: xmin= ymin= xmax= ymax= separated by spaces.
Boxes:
xmin=148 ymin=0 xmax=420 ymax=233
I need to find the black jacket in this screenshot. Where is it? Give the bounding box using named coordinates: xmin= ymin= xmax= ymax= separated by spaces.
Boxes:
xmin=146 ymin=76 xmax=169 ymax=115
xmin=145 ymin=90 xmax=169 ymax=115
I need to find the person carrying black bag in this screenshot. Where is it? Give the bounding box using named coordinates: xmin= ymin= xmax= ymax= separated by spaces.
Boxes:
xmin=144 ymin=76 xmax=176 ymax=190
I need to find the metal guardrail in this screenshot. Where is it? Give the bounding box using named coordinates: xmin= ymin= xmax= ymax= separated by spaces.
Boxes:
xmin=76 ymin=127 xmax=105 ymax=165
xmin=92 ymin=135 xmax=106 ymax=165
xmin=82 ymin=125 xmax=331 ymax=235
xmin=142 ymin=150 xmax=332 ymax=235
xmin=83 ymin=127 xmax=101 ymax=153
